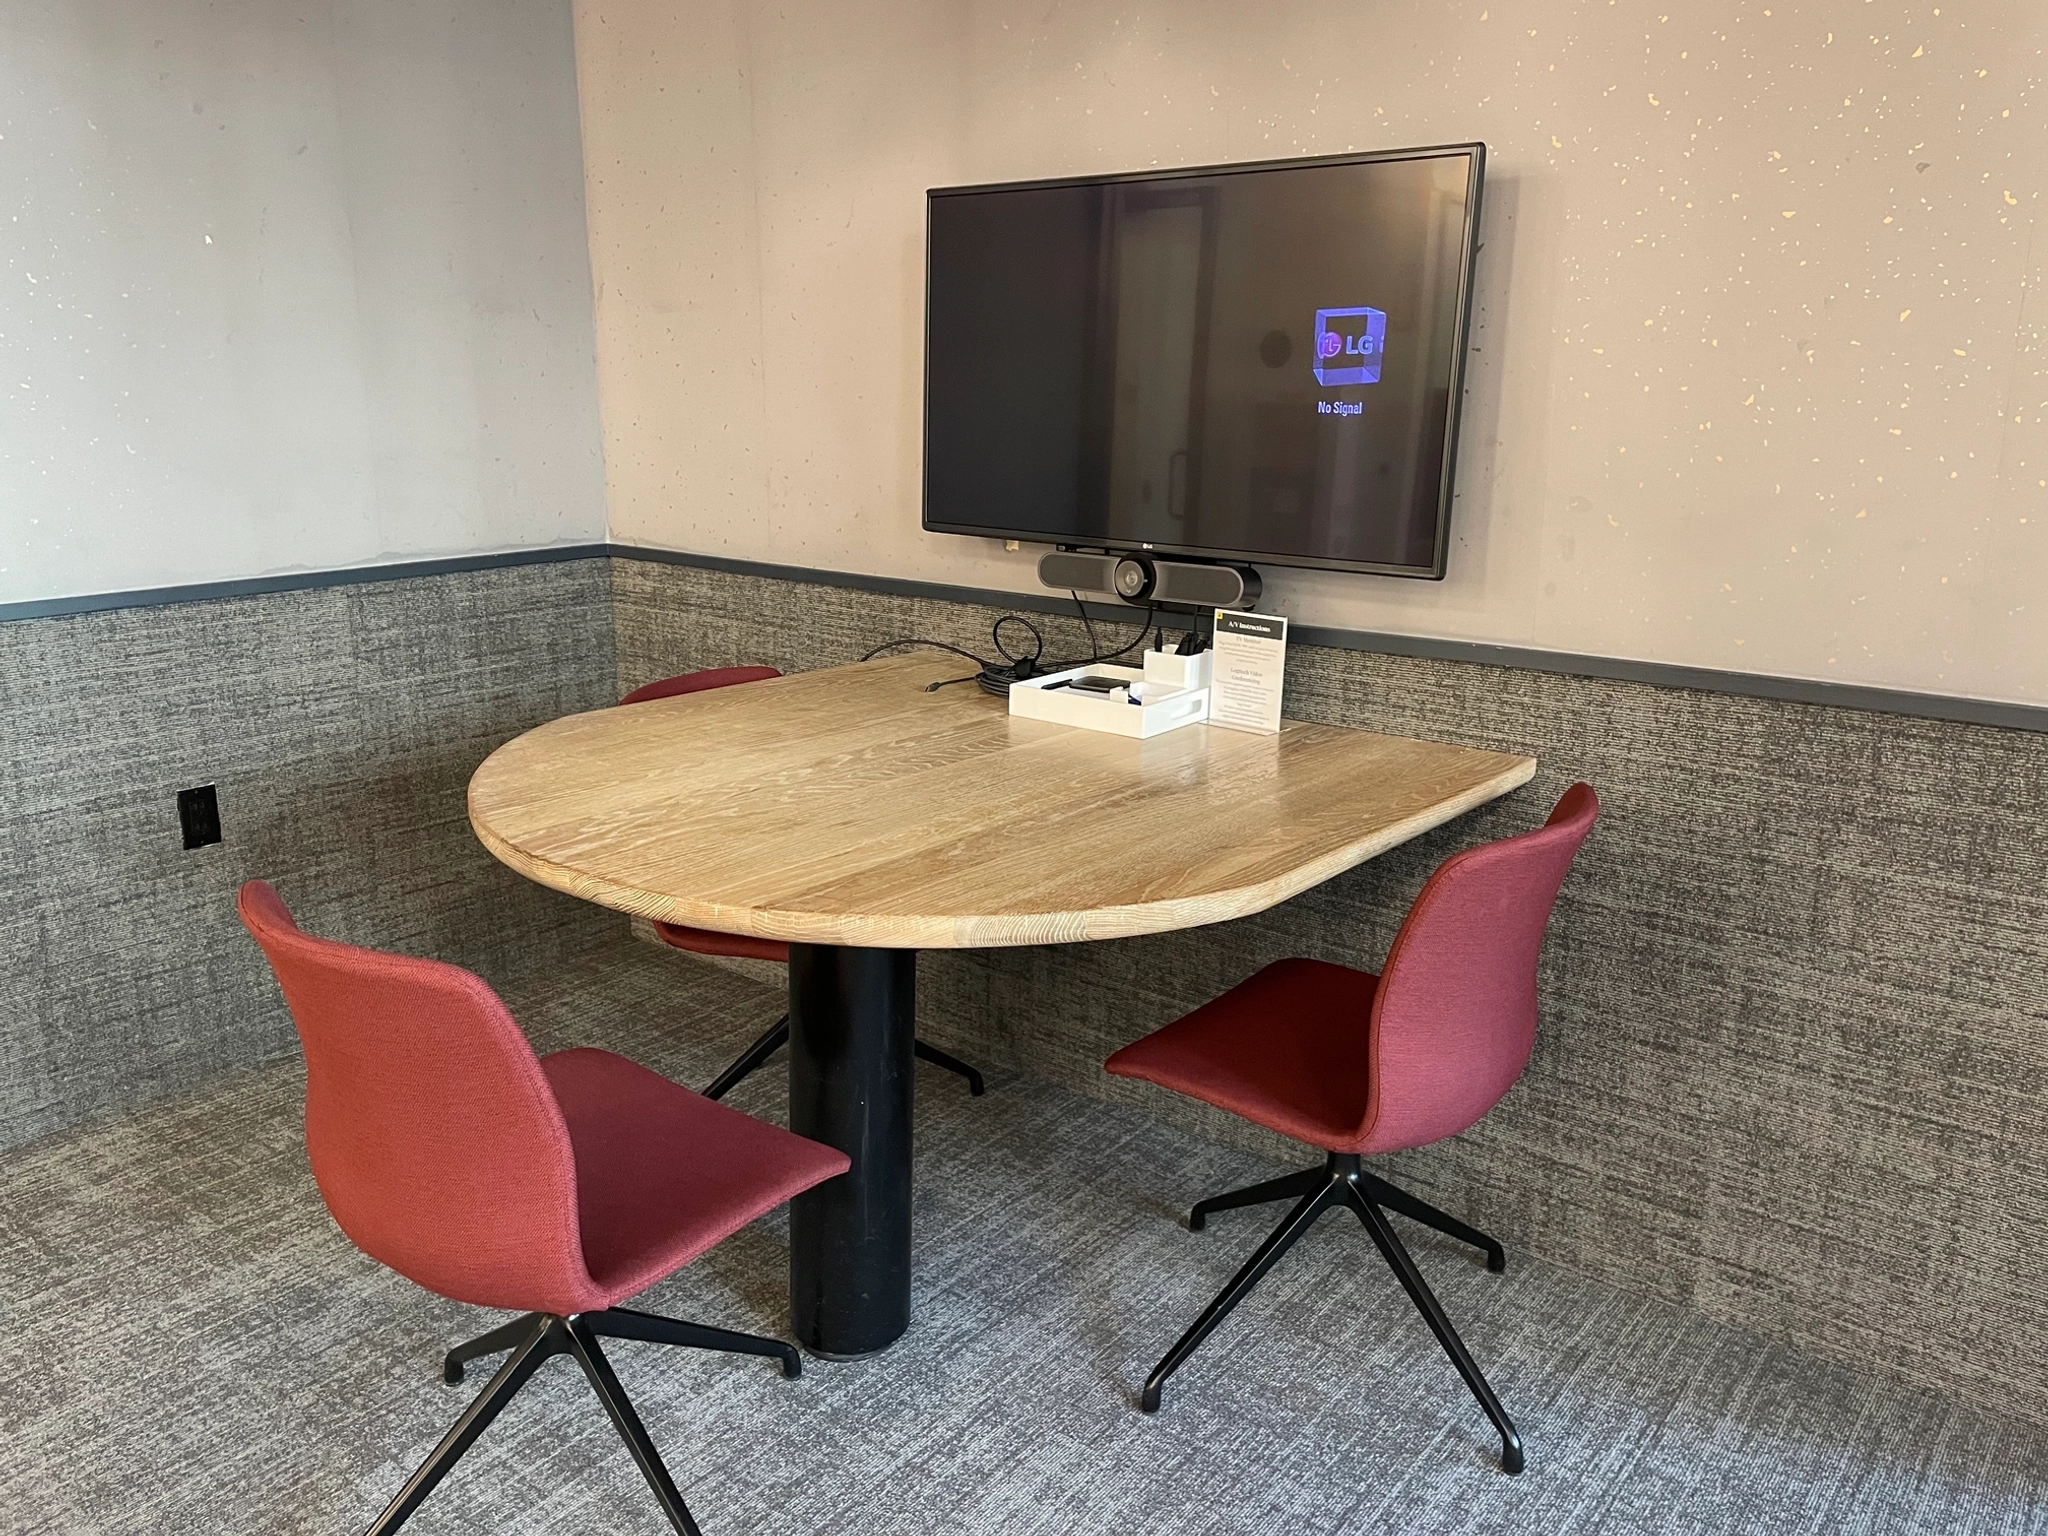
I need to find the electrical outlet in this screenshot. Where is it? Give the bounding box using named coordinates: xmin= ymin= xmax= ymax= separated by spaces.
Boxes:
xmin=178 ymin=785 xmax=221 ymax=849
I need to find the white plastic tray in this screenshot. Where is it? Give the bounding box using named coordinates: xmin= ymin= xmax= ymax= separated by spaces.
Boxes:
xmin=1008 ymin=663 xmax=1210 ymax=739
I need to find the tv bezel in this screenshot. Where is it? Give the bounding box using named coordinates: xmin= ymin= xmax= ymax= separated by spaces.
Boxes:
xmin=921 ymin=142 xmax=1487 ymax=581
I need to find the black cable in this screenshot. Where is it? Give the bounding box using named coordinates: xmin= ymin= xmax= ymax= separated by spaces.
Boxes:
xmin=863 ymin=602 xmax=1156 ymax=698
xmin=1084 ymin=606 xmax=1158 ymax=664
xmin=1069 ymin=591 xmax=1100 ymax=663
xmin=861 ymin=618 xmax=1044 ymax=696
xmin=992 ymin=614 xmax=1045 ymax=670
xmin=860 ymin=637 xmax=996 ymax=668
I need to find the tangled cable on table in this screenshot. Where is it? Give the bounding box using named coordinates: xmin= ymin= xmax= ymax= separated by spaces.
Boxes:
xmin=860 ymin=593 xmax=1160 ymax=697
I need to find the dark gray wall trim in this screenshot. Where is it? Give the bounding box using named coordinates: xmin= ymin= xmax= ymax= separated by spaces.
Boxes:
xmin=610 ymin=544 xmax=2048 ymax=736
xmin=0 ymin=544 xmax=613 ymax=625
xmin=1291 ymin=631 xmax=2048 ymax=735
xmin=10 ymin=539 xmax=2041 ymax=735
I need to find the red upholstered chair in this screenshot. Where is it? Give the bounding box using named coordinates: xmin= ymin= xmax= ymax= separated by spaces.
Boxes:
xmin=237 ymin=881 xmax=848 ymax=1536
xmin=1105 ymin=784 xmax=1599 ymax=1474
xmin=620 ymin=666 xmax=985 ymax=1100
xmin=618 ymin=665 xmax=784 ymax=706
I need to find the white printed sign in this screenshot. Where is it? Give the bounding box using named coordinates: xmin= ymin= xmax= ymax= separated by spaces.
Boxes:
xmin=1207 ymin=610 xmax=1287 ymax=735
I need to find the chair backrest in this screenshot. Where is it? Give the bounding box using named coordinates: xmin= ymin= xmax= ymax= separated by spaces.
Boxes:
xmin=236 ymin=882 xmax=596 ymax=1315
xmin=618 ymin=665 xmax=780 ymax=707
xmin=1360 ymin=784 xmax=1599 ymax=1153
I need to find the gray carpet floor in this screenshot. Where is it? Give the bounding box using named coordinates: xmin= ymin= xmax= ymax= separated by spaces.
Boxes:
xmin=3 ymin=934 xmax=2045 ymax=1535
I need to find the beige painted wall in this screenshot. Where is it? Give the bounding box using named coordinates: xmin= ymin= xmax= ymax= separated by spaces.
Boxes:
xmin=1 ymin=0 xmax=605 ymax=606
xmin=575 ymin=0 xmax=2048 ymax=705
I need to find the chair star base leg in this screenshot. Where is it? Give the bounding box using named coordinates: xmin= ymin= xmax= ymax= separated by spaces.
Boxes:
xmin=1356 ymin=1168 xmax=1507 ymax=1273
xmin=706 ymin=1017 xmax=989 ymax=1100
xmin=1146 ymin=1153 xmax=1524 ymax=1474
xmin=1143 ymin=1179 xmax=1347 ymax=1412
xmin=1188 ymin=1164 xmax=1325 ymax=1231
xmin=443 ymin=1312 xmax=548 ymax=1385
xmin=403 ymin=1305 xmax=807 ymax=1534
xmin=1345 ymin=1185 xmax=1524 ymax=1475
xmin=703 ymin=1015 xmax=791 ymax=1100
xmin=913 ymin=1038 xmax=986 ymax=1095
xmin=583 ymin=1305 xmax=804 ymax=1379
xmin=372 ymin=1314 xmax=567 ymax=1536
xmin=565 ymin=1317 xmax=703 ymax=1536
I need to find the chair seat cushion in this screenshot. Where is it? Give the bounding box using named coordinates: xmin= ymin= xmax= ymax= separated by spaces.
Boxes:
xmin=653 ymin=921 xmax=792 ymax=965
xmin=540 ymin=1048 xmax=847 ymax=1308
xmin=1105 ymin=958 xmax=1380 ymax=1153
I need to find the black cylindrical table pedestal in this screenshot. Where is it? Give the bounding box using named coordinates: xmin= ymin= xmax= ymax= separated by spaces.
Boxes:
xmin=787 ymin=943 xmax=915 ymax=1358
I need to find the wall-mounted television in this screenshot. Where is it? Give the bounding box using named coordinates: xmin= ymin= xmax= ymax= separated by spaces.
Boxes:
xmin=923 ymin=144 xmax=1485 ymax=580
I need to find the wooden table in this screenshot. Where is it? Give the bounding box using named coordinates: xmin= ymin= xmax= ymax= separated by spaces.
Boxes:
xmin=469 ymin=654 xmax=1536 ymax=1355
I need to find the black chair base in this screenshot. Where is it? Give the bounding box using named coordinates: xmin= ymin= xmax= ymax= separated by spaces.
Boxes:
xmin=702 ymin=1014 xmax=986 ymax=1100
xmin=1145 ymin=1153 xmax=1524 ymax=1476
xmin=368 ymin=1307 xmax=802 ymax=1536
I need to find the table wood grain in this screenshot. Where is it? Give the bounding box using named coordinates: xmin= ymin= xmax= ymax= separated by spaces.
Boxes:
xmin=468 ymin=654 xmax=1537 ymax=949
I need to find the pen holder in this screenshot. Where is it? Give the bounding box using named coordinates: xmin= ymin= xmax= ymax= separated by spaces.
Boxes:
xmin=1143 ymin=649 xmax=1214 ymax=691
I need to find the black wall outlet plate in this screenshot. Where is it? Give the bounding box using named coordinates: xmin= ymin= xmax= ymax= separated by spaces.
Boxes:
xmin=179 ymin=785 xmax=222 ymax=849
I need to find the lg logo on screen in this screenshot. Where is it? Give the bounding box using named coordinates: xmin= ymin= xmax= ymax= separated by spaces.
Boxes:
xmin=1312 ymin=307 xmax=1386 ymax=387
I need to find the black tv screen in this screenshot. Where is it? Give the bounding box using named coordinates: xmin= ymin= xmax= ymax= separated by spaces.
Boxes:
xmin=923 ymin=145 xmax=1484 ymax=579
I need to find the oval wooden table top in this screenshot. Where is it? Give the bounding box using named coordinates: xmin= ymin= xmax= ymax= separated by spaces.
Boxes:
xmin=468 ymin=653 xmax=1538 ymax=950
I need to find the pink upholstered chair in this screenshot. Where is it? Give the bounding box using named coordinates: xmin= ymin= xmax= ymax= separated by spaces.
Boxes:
xmin=621 ymin=666 xmax=984 ymax=1099
xmin=237 ymin=881 xmax=849 ymax=1536
xmin=1105 ymin=784 xmax=1599 ymax=1474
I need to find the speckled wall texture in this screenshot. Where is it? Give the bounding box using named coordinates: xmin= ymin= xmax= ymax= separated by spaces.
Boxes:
xmin=612 ymin=553 xmax=2048 ymax=1426
xmin=1 ymin=0 xmax=606 ymax=605
xmin=0 ymin=562 xmax=620 ymax=1151
xmin=578 ymin=0 xmax=2048 ymax=705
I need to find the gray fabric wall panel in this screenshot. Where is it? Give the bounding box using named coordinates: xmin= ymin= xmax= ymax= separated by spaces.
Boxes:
xmin=6 ymin=549 xmax=2041 ymax=1426
xmin=610 ymin=553 xmax=2048 ymax=1426
xmin=0 ymin=563 xmax=621 ymax=1150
